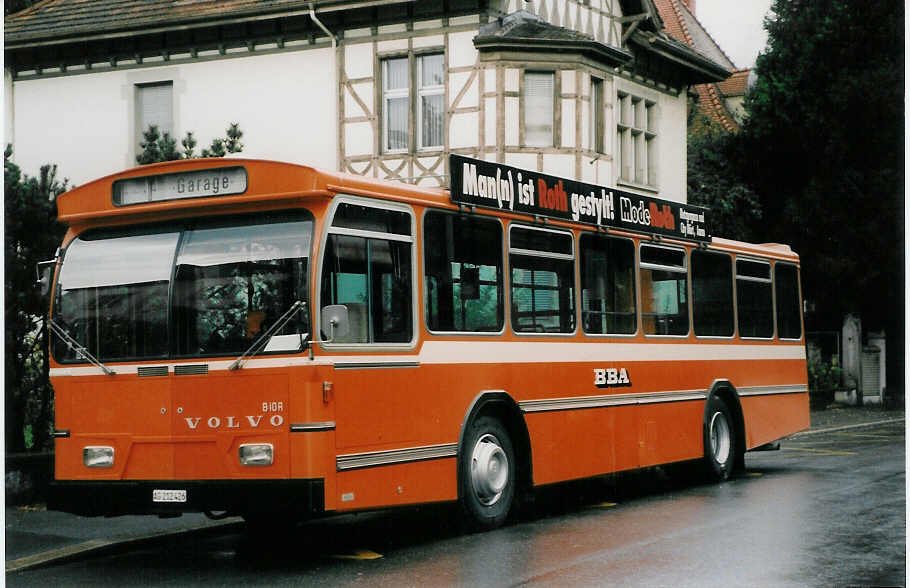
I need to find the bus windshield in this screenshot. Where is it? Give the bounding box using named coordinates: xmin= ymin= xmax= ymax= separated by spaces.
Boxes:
xmin=53 ymin=211 xmax=312 ymax=363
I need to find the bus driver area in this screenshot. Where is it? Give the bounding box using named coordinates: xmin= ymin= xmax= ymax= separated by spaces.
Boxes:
xmin=42 ymin=155 xmax=808 ymax=531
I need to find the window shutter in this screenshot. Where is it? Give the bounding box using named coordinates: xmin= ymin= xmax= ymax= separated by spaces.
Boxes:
xmin=137 ymin=82 xmax=173 ymax=137
xmin=524 ymin=72 xmax=554 ymax=147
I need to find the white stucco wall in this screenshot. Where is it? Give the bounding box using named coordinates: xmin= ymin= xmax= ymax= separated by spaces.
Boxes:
xmin=10 ymin=48 xmax=336 ymax=185
xmin=4 ymin=68 xmax=14 ymax=151
xmin=657 ymin=90 xmax=688 ymax=203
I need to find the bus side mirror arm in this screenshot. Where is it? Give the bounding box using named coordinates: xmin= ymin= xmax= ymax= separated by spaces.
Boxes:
xmin=36 ymin=252 xmax=60 ymax=297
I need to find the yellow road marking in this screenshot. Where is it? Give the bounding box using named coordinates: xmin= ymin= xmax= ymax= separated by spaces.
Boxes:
xmin=783 ymin=447 xmax=857 ymax=456
xmin=745 ymin=472 xmax=763 ymax=477
xmin=585 ymin=501 xmax=618 ymax=510
xmin=330 ymin=549 xmax=383 ymax=561
xmin=832 ymin=432 xmax=898 ymax=440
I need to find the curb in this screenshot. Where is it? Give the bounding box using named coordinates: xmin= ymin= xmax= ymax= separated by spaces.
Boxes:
xmin=6 ymin=519 xmax=242 ymax=574
xmin=791 ymin=417 xmax=905 ymax=438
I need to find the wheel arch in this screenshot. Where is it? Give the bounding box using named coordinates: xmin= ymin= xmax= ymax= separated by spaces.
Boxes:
xmin=457 ymin=390 xmax=533 ymax=499
xmin=706 ymin=379 xmax=746 ymax=464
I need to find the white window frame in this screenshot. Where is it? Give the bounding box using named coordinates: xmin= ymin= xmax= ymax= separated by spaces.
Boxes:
xmin=135 ymin=80 xmax=174 ymax=148
xmin=316 ymin=195 xmax=418 ymax=350
xmin=382 ymin=57 xmax=410 ymax=154
xmin=591 ymin=77 xmax=605 ymax=153
xmin=381 ymin=52 xmax=445 ymax=154
xmin=735 ymin=257 xmax=775 ymax=341
xmin=417 ymin=54 xmax=444 ymax=150
xmin=508 ymin=223 xmax=577 ymax=337
xmin=616 ymin=90 xmax=657 ymax=188
xmin=639 ymin=243 xmax=689 ymax=338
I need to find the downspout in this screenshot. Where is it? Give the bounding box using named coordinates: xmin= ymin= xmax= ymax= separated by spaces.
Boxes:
xmin=309 ymin=3 xmax=339 ymax=171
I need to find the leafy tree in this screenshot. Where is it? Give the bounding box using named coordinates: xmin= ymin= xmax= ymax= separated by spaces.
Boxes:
xmin=4 ymin=146 xmax=68 ymax=452
xmin=742 ymin=0 xmax=903 ymax=388
xmin=687 ymin=113 xmax=761 ymax=242
xmin=137 ymin=123 xmax=245 ymax=164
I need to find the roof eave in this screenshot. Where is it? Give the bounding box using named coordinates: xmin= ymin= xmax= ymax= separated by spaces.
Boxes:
xmin=5 ymin=0 xmax=413 ymax=49
xmin=474 ymin=36 xmax=633 ymax=68
xmin=630 ymin=30 xmax=731 ymax=83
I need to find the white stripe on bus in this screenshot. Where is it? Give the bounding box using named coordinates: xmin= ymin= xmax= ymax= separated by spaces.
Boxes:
xmin=49 ymin=341 xmax=805 ymax=377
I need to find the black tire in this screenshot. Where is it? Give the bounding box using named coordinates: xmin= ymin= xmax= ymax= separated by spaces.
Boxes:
xmin=703 ymin=395 xmax=737 ymax=481
xmin=459 ymin=416 xmax=516 ymax=531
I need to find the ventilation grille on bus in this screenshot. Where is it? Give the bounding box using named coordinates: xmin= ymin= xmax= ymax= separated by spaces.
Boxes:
xmin=137 ymin=366 xmax=169 ymax=377
xmin=174 ymin=364 xmax=208 ymax=376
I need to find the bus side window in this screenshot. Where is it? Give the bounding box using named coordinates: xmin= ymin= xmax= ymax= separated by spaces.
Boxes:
xmin=508 ymin=226 xmax=575 ymax=334
xmin=424 ymin=212 xmax=503 ymax=333
xmin=736 ymin=258 xmax=773 ymax=338
xmin=579 ymin=233 xmax=636 ymax=335
xmin=320 ymin=202 xmax=414 ymax=344
xmin=692 ymin=250 xmax=734 ymax=337
xmin=775 ymin=263 xmax=802 ymax=340
xmin=640 ymin=244 xmax=688 ymax=336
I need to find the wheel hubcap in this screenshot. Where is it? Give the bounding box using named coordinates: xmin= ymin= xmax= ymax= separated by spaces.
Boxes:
xmin=709 ymin=411 xmax=732 ymax=465
xmin=471 ymin=433 xmax=509 ymax=506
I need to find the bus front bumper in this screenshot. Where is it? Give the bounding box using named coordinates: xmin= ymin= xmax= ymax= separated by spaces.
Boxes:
xmin=48 ymin=479 xmax=325 ymax=517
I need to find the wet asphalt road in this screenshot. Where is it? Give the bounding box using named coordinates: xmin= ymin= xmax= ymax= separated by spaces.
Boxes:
xmin=7 ymin=422 xmax=905 ymax=587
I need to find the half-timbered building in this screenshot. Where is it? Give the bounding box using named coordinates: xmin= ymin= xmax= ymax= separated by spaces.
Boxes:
xmin=5 ymin=0 xmax=730 ymax=202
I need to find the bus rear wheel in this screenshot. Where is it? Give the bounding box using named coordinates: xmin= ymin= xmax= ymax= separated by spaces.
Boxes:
xmin=703 ymin=396 xmax=737 ymax=481
xmin=459 ymin=416 xmax=516 ymax=531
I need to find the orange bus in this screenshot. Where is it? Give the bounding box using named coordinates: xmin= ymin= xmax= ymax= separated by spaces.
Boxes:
xmin=44 ymin=155 xmax=808 ymax=530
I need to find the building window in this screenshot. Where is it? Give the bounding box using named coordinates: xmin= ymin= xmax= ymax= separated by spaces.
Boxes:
xmin=136 ymin=81 xmax=173 ymax=143
xmin=381 ymin=53 xmax=444 ymax=153
xmin=591 ymin=77 xmax=605 ymax=153
xmin=418 ymin=54 xmax=444 ymax=149
xmin=524 ymin=71 xmax=555 ymax=147
xmin=616 ymin=91 xmax=656 ymax=186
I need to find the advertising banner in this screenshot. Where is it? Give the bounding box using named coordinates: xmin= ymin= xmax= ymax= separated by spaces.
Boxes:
xmin=449 ymin=154 xmax=710 ymax=243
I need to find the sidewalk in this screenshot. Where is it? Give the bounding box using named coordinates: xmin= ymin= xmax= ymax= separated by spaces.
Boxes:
xmin=5 ymin=404 xmax=905 ymax=573
xmin=804 ymin=403 xmax=905 ymax=435
xmin=5 ymin=507 xmax=239 ymax=572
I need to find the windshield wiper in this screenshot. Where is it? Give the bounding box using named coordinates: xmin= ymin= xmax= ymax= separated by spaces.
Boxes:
xmin=49 ymin=318 xmax=116 ymax=376
xmin=228 ymin=300 xmax=307 ymax=371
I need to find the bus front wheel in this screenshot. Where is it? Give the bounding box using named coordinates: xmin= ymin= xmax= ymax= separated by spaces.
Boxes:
xmin=703 ymin=395 xmax=737 ymax=481
xmin=459 ymin=416 xmax=516 ymax=531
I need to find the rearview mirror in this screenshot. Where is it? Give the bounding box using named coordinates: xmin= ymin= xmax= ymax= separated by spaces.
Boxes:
xmin=320 ymin=305 xmax=350 ymax=342
xmin=36 ymin=259 xmax=57 ymax=297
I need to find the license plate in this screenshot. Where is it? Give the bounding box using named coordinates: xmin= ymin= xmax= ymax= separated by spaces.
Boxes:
xmin=153 ymin=489 xmax=187 ymax=503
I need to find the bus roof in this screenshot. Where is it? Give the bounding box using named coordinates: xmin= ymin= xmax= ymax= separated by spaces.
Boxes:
xmin=56 ymin=158 xmax=798 ymax=262
xmin=56 ymin=158 xmax=450 ymax=224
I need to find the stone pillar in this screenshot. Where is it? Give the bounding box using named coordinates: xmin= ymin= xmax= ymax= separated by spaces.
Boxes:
xmin=838 ymin=314 xmax=862 ymax=406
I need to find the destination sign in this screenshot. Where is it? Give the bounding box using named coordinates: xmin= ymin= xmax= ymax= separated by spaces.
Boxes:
xmin=113 ymin=166 xmax=248 ymax=206
xmin=449 ymin=155 xmax=711 ymax=243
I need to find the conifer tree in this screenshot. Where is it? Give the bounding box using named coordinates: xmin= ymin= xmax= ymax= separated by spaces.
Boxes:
xmin=136 ymin=123 xmax=245 ymax=163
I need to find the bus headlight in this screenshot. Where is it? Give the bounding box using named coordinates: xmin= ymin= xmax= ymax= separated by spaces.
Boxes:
xmin=83 ymin=446 xmax=114 ymax=468
xmin=239 ymin=443 xmax=273 ymax=466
